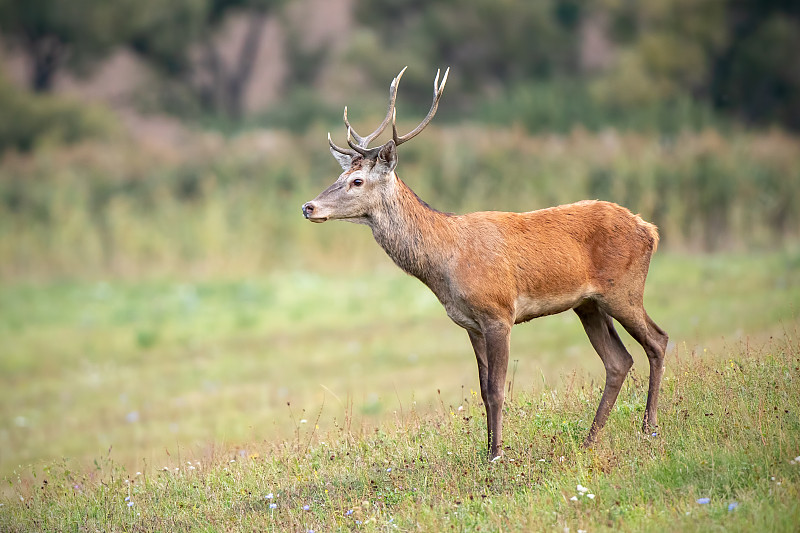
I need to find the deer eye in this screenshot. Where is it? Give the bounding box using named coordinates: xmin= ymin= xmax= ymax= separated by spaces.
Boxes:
xmin=352 ymin=178 xmax=364 ymax=187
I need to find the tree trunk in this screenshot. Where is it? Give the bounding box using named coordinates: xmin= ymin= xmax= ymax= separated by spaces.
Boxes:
xmin=197 ymin=10 xmax=267 ymax=119
xmin=223 ymin=11 xmax=267 ymax=120
xmin=30 ymin=36 xmax=66 ymax=92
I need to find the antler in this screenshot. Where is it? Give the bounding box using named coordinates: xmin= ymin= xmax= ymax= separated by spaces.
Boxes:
xmin=392 ymin=67 xmax=449 ymax=147
xmin=327 ymin=67 xmax=448 ymax=158
xmin=328 ymin=132 xmax=356 ymax=158
xmin=345 ymin=66 xmax=407 ymax=148
xmin=328 ymin=127 xmax=382 ymax=159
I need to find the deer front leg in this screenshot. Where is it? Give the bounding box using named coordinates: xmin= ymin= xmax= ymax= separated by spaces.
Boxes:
xmin=468 ymin=331 xmax=491 ymax=452
xmin=479 ymin=322 xmax=511 ymax=459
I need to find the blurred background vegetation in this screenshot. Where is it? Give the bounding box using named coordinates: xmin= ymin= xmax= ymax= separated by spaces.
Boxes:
xmin=1 ymin=0 xmax=799 ymax=278
xmin=1 ymin=0 xmax=799 ymax=478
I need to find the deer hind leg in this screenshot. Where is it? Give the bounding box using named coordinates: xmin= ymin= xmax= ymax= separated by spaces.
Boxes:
xmin=607 ymin=305 xmax=668 ymax=435
xmin=575 ymin=300 xmax=634 ymax=446
xmin=641 ymin=312 xmax=668 ymax=433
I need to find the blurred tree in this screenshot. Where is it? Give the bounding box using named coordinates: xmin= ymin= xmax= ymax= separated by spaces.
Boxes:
xmin=591 ymin=0 xmax=728 ymax=106
xmin=354 ymin=0 xmax=583 ymax=105
xmin=709 ymin=1 xmax=800 ymax=129
xmin=125 ymin=0 xmax=208 ymax=76
xmin=0 ymin=72 xmax=117 ymax=150
xmin=129 ymin=0 xmax=286 ymax=119
xmin=355 ymin=0 xmax=800 ymax=131
xmin=0 ymin=0 xmax=131 ymax=91
xmin=596 ymin=0 xmax=800 ymax=130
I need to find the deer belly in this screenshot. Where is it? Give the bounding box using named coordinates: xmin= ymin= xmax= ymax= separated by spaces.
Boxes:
xmin=514 ymin=292 xmax=586 ymax=323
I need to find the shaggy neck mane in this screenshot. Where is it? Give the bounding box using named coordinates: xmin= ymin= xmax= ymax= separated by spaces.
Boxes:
xmin=367 ymin=174 xmax=454 ymax=285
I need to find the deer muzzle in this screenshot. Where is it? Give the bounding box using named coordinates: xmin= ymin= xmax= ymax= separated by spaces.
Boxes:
xmin=302 ymin=202 xmax=328 ymax=223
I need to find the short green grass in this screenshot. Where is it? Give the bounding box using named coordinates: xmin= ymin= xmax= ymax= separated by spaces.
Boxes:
xmin=0 ymin=251 xmax=798 ymax=486
xmin=2 ymin=332 xmax=798 ymax=531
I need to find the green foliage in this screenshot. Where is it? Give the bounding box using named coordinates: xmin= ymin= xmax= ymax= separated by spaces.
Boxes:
xmin=596 ymin=0 xmax=728 ymax=103
xmin=1 ymin=128 xmax=798 ymax=279
xmin=3 ymin=0 xmax=799 ymax=131
xmin=127 ymin=0 xmax=286 ymax=75
xmin=0 ymin=0 xmax=141 ymax=90
xmin=474 ymin=79 xmax=726 ymax=135
xmin=127 ymin=0 xmax=287 ymax=119
xmin=254 ymin=87 xmax=336 ymax=132
xmin=720 ymin=13 xmax=800 ymax=129
xmin=0 ymin=76 xmax=117 ymax=152
xmin=596 ymin=0 xmax=800 ymax=130
xmin=125 ymin=0 xmax=210 ymax=75
xmin=352 ymin=0 xmax=800 ymax=132
xmin=355 ymin=0 xmax=582 ymax=105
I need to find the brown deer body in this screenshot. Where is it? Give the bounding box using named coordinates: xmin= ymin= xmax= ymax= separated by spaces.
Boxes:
xmin=302 ymin=68 xmax=668 ymax=459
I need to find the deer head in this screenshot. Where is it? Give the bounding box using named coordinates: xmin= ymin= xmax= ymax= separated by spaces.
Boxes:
xmin=302 ymin=67 xmax=449 ymax=224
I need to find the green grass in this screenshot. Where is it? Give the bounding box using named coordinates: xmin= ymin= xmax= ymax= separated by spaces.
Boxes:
xmin=1 ymin=331 xmax=798 ymax=531
xmin=0 ymin=250 xmax=798 ymax=487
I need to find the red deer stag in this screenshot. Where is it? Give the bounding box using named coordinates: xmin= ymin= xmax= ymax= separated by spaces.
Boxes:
xmin=302 ymin=68 xmax=668 ymax=459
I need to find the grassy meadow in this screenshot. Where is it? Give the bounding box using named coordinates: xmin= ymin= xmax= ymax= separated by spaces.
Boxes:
xmin=1 ymin=311 xmax=798 ymax=531
xmin=1 ymin=126 xmax=800 ymax=530
xmin=1 ymin=250 xmax=798 ymax=481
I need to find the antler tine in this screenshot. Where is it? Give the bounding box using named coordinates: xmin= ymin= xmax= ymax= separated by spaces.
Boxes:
xmin=328 ymin=131 xmax=357 ymax=157
xmin=346 ymin=127 xmax=381 ymax=159
xmin=344 ymin=66 xmax=407 ymax=148
xmin=393 ymin=67 xmax=449 ymax=147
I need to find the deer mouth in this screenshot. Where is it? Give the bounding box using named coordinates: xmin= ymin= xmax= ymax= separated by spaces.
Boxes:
xmin=308 ymin=216 xmax=328 ymax=223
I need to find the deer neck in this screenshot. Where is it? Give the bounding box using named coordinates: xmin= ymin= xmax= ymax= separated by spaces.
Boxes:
xmin=368 ymin=174 xmax=454 ymax=285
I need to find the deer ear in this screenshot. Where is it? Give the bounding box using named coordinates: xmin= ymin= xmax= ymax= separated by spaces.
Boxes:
xmin=376 ymin=140 xmax=398 ymax=173
xmin=330 ymin=146 xmax=353 ymax=171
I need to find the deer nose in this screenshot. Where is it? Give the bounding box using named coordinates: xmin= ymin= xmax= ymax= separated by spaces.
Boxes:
xmin=302 ymin=202 xmax=315 ymax=219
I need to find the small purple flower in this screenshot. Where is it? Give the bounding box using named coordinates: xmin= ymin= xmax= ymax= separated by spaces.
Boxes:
xmin=124 ymin=496 xmax=130 ymax=502
xmin=728 ymin=502 xmax=739 ymax=511
xmin=269 ymin=503 xmax=277 ymax=509
xmin=127 ymin=502 xmax=134 ymax=507
xmin=696 ymin=497 xmax=710 ymax=505
xmin=302 ymin=504 xmax=310 ymax=511
xmin=345 ymin=509 xmax=354 ymax=516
